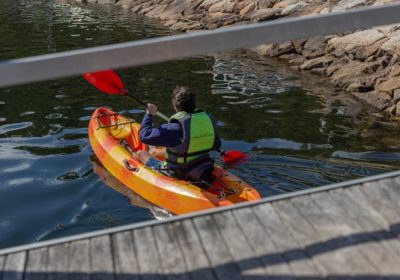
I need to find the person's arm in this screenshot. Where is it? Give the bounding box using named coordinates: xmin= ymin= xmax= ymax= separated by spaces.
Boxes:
xmin=139 ymin=113 xmax=183 ymax=147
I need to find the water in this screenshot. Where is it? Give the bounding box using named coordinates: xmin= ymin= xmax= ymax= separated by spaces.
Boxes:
xmin=0 ymin=0 xmax=399 ymax=249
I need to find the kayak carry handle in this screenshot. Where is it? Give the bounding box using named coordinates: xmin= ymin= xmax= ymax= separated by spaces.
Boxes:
xmin=123 ymin=159 xmax=139 ymax=172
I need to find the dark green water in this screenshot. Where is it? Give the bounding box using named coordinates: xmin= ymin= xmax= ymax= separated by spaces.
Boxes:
xmin=0 ymin=0 xmax=399 ymax=249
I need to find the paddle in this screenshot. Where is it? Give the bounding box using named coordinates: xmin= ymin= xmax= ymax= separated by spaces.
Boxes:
xmin=83 ymin=69 xmax=247 ymax=164
xmin=83 ymin=70 xmax=169 ymax=121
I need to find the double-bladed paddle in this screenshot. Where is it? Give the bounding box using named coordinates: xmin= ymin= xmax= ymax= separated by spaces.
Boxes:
xmin=83 ymin=69 xmax=247 ymax=164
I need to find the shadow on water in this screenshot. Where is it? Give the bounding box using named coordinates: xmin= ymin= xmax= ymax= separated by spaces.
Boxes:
xmin=91 ymin=157 xmax=173 ymax=220
xmin=0 ymin=0 xmax=399 ymax=249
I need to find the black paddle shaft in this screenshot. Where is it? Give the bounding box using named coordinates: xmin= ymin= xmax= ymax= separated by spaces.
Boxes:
xmin=123 ymin=91 xmax=169 ymax=121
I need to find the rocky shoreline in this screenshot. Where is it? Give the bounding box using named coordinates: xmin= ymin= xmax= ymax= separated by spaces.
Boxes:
xmin=70 ymin=0 xmax=400 ymax=118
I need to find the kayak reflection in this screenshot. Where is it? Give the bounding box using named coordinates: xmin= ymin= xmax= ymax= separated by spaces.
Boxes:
xmin=91 ymin=156 xmax=173 ymax=220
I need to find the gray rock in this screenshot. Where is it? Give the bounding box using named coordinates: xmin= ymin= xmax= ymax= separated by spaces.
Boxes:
xmin=289 ymin=55 xmax=306 ymax=65
xmin=385 ymin=104 xmax=397 ymax=116
xmin=273 ymin=0 xmax=298 ymax=9
xmin=204 ymin=12 xmax=239 ymax=28
xmin=347 ymin=82 xmax=374 ymax=93
xmin=170 ymin=20 xmax=204 ymax=31
xmin=269 ymin=42 xmax=295 ymax=57
xmin=158 ymin=0 xmax=186 ymax=20
xmin=328 ymin=30 xmax=386 ymax=54
xmin=331 ymin=61 xmax=380 ymax=87
xmin=292 ymin=39 xmax=307 ymax=53
xmin=257 ymin=0 xmax=278 ymax=9
xmin=381 ymin=34 xmax=400 ymax=51
xmin=281 ymin=2 xmax=308 ymax=16
xmin=355 ymin=39 xmax=386 ymax=61
xmin=146 ymin=4 xmax=168 ymax=18
xmin=240 ymin=2 xmax=256 ymax=15
xmin=377 ymin=78 xmax=400 ymax=94
xmin=352 ymin=90 xmax=392 ymax=110
xmin=332 ymin=0 xmax=370 ymax=12
xmin=326 ymin=57 xmax=350 ymax=77
xmin=97 ymin=0 xmax=117 ymax=3
xmin=242 ymin=8 xmax=281 ymax=22
xmin=300 ymin=55 xmax=335 ymax=70
xmin=209 ymin=0 xmax=235 ymax=13
xmin=302 ymin=36 xmax=329 ymax=59
xmin=394 ymin=89 xmax=400 ymax=101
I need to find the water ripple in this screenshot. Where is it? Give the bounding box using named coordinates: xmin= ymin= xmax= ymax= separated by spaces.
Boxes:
xmin=0 ymin=122 xmax=33 ymax=134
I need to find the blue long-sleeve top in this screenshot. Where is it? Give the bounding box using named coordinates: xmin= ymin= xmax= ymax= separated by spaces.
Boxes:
xmin=139 ymin=114 xmax=183 ymax=147
xmin=139 ymin=113 xmax=222 ymax=149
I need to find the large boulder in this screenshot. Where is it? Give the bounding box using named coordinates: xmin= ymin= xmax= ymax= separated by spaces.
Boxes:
xmin=256 ymin=0 xmax=278 ymax=9
xmin=330 ymin=61 xmax=380 ymax=87
xmin=158 ymin=0 xmax=187 ymax=20
xmin=381 ymin=33 xmax=400 ymax=52
xmin=377 ymin=78 xmax=400 ymax=94
xmin=208 ymin=0 xmax=236 ymax=13
xmin=302 ymin=36 xmax=330 ymax=59
xmin=328 ymin=30 xmax=386 ymax=55
xmin=273 ymin=0 xmax=298 ymax=9
xmin=352 ymin=90 xmax=392 ymax=110
xmin=355 ymin=39 xmax=386 ymax=61
xmin=242 ymin=8 xmax=282 ymax=22
xmin=332 ymin=0 xmax=371 ymax=12
xmin=239 ymin=2 xmax=256 ymax=15
xmin=300 ymin=55 xmax=335 ymax=71
xmin=281 ymin=2 xmax=308 ymax=16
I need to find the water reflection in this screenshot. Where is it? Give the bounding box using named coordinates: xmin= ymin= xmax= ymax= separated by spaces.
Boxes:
xmin=0 ymin=0 xmax=399 ymax=250
xmin=91 ymin=157 xmax=173 ymax=220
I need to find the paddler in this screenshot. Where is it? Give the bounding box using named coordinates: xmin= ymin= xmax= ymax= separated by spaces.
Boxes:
xmin=135 ymin=85 xmax=221 ymax=183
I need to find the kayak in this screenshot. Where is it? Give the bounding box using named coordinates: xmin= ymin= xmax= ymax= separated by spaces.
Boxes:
xmin=88 ymin=107 xmax=261 ymax=214
xmin=92 ymin=157 xmax=173 ymax=220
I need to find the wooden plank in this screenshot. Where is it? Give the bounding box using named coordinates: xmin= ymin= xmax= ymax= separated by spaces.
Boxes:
xmin=193 ymin=215 xmax=241 ymax=280
xmin=212 ymin=210 xmax=267 ymax=277
xmin=343 ymin=184 xmax=400 ymax=258
xmin=90 ymin=235 xmax=114 ymax=280
xmin=360 ymin=179 xmax=400 ymax=222
xmin=133 ymin=226 xmax=163 ymax=280
xmin=289 ymin=195 xmax=377 ymax=275
xmin=69 ymin=239 xmax=90 ymax=280
xmin=2 ymin=251 xmax=26 ymax=280
xmin=25 ymin=247 xmax=48 ymax=280
xmin=47 ymin=243 xmax=69 ymax=280
xmin=153 ymin=223 xmax=189 ymax=280
xmin=311 ymin=190 xmax=399 ymax=274
xmin=272 ymin=199 xmax=355 ymax=276
xmin=0 ymin=255 xmax=5 ymax=280
xmin=173 ymin=220 xmax=216 ymax=280
xmin=233 ymin=207 xmax=295 ymax=279
xmin=253 ymin=202 xmax=320 ymax=277
xmin=112 ymin=231 xmax=139 ymax=280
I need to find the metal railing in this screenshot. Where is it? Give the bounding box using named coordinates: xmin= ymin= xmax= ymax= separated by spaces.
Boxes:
xmin=0 ymin=3 xmax=400 ymax=88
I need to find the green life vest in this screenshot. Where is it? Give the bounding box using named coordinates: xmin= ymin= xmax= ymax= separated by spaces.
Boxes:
xmin=165 ymin=109 xmax=217 ymax=168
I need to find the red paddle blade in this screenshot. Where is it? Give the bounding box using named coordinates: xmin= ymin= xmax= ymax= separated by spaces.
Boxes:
xmin=83 ymin=70 xmax=124 ymax=95
xmin=223 ymin=150 xmax=248 ymax=164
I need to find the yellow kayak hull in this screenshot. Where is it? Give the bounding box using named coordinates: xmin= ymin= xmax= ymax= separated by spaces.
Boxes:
xmin=89 ymin=107 xmax=260 ymax=215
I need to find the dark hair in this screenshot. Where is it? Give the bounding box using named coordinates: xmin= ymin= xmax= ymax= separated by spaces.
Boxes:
xmin=172 ymin=86 xmax=196 ymax=113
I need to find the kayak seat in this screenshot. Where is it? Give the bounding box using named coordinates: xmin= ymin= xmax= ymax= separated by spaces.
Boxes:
xmin=169 ymin=158 xmax=215 ymax=188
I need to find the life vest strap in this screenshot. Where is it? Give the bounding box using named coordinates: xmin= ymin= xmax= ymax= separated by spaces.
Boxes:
xmin=166 ymin=148 xmax=214 ymax=163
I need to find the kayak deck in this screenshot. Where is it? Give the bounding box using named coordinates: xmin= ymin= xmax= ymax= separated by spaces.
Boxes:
xmin=89 ymin=107 xmax=260 ymax=214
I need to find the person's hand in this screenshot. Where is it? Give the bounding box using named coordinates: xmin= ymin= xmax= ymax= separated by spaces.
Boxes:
xmin=146 ymin=103 xmax=157 ymax=116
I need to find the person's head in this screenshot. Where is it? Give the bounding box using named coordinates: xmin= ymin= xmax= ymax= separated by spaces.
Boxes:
xmin=172 ymin=85 xmax=196 ymax=113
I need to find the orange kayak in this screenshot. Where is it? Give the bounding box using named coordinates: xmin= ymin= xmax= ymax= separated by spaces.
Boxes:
xmin=88 ymin=107 xmax=260 ymax=214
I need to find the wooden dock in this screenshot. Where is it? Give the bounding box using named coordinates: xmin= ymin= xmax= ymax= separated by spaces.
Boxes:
xmin=1 ymin=170 xmax=400 ymax=279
